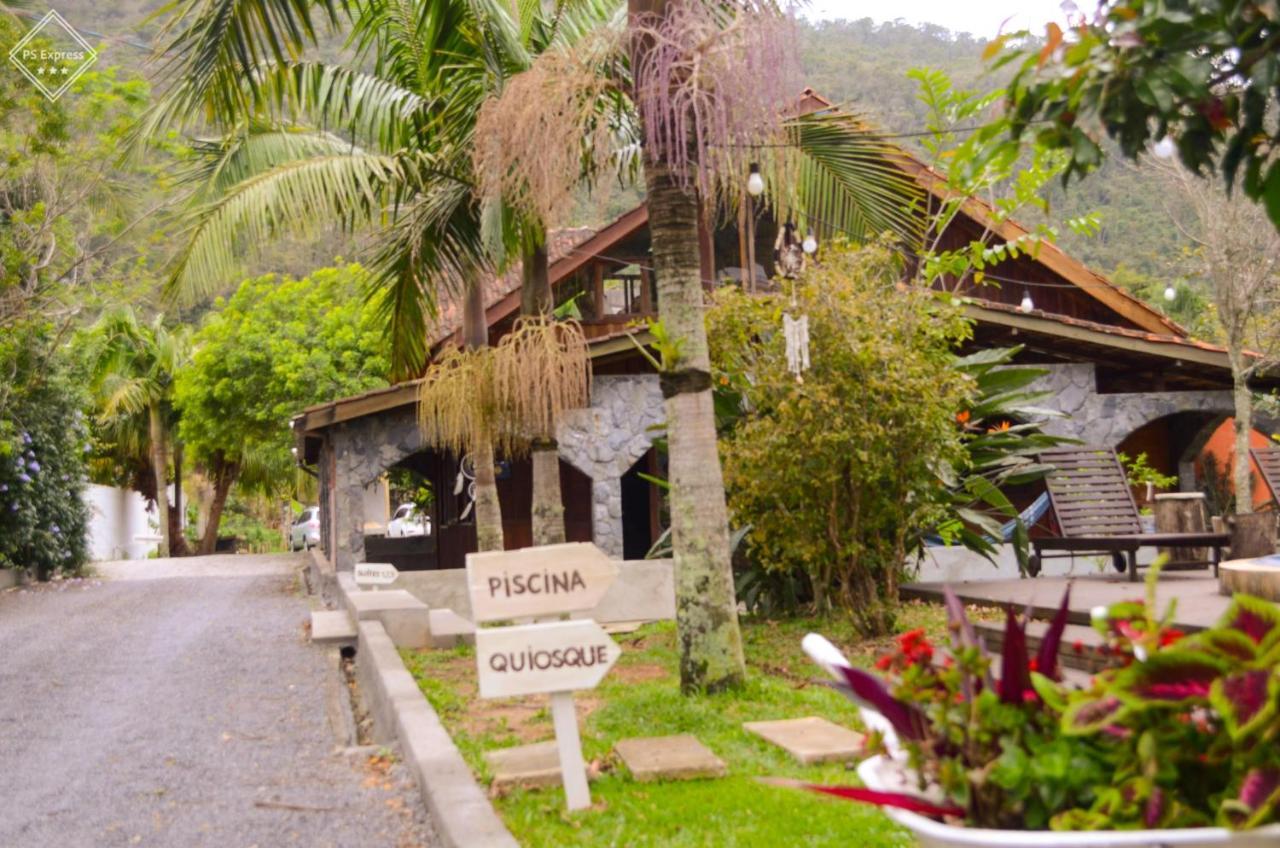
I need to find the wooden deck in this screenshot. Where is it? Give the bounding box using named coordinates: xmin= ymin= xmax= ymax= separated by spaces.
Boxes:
xmin=902 ymin=572 xmax=1229 ymax=632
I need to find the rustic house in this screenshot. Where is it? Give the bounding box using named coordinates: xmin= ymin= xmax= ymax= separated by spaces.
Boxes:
xmin=293 ymin=117 xmax=1276 ymax=573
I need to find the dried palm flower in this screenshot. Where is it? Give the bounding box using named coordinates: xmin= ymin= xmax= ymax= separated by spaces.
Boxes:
xmin=632 ymin=0 xmax=801 ymax=210
xmin=473 ymin=28 xmax=628 ymax=224
xmin=494 ymin=317 xmax=591 ymax=439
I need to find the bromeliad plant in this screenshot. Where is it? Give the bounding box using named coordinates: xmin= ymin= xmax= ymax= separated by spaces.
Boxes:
xmin=791 ymin=566 xmax=1280 ymax=832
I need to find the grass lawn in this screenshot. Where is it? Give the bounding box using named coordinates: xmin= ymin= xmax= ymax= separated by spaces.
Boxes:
xmin=402 ymin=600 xmax=988 ymax=847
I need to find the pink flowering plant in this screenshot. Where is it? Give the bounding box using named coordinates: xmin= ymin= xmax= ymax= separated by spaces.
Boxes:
xmin=792 ymin=564 xmax=1280 ymax=832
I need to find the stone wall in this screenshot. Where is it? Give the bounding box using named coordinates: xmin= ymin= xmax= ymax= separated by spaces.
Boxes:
xmin=1030 ymin=363 xmax=1234 ymax=446
xmin=557 ymin=375 xmax=665 ymax=557
xmin=329 ymin=406 xmax=424 ymax=569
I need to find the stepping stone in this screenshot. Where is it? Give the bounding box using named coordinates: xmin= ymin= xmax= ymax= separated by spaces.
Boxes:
xmin=310 ymin=610 xmax=357 ymax=645
xmin=614 ymin=734 xmax=726 ymax=782
xmin=743 ymin=716 xmax=865 ymax=765
xmin=486 ymin=741 xmax=565 ymax=791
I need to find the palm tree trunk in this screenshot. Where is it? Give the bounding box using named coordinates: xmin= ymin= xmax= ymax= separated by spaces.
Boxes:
xmin=464 ymin=280 xmax=505 ymax=552
xmin=639 ymin=157 xmax=746 ymax=693
xmin=148 ymin=404 xmax=171 ymax=558
xmin=521 ymin=241 xmax=567 ymax=547
xmin=1232 ymin=360 xmax=1254 ymax=515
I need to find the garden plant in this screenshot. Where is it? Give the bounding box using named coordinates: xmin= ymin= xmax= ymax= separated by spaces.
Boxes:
xmin=794 ymin=563 xmax=1280 ymax=832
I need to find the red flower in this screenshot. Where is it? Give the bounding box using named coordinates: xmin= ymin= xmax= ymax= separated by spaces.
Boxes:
xmin=1028 ymin=657 xmax=1039 ymax=673
xmin=1071 ymin=640 xmax=1084 ymax=655
xmin=875 ymin=654 xmax=893 ymax=671
xmin=1159 ymin=629 xmax=1185 ymax=647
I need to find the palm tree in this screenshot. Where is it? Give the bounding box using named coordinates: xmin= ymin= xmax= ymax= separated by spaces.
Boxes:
xmin=86 ymin=308 xmax=192 ymax=558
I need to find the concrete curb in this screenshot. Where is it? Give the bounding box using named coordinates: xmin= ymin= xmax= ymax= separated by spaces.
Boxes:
xmin=355 ymin=619 xmax=518 ymax=848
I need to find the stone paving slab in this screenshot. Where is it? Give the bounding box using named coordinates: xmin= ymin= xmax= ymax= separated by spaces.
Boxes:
xmin=614 ymin=734 xmax=726 ymax=782
xmin=743 ymin=716 xmax=864 ymax=765
xmin=311 ymin=609 xmax=357 ymax=645
xmin=485 ymin=741 xmax=565 ymax=791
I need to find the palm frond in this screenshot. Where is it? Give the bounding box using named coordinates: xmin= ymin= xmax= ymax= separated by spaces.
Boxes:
xmin=133 ymin=0 xmax=347 ymax=148
xmin=186 ymin=125 xmax=362 ymax=195
xmin=167 ymin=152 xmax=405 ymax=301
xmin=785 ymin=112 xmax=923 ymax=246
xmin=248 ymin=61 xmax=427 ymax=151
xmin=368 ymin=174 xmax=489 ymax=379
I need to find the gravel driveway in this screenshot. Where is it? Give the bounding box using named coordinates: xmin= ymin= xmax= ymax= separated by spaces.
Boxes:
xmin=0 ymin=554 xmax=436 ymax=848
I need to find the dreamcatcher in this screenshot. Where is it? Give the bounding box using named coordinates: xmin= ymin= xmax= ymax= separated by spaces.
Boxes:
xmin=454 ymin=454 xmax=478 ymax=521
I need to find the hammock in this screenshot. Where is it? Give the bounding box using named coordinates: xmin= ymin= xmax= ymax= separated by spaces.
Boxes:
xmin=924 ymin=492 xmax=1051 ymax=547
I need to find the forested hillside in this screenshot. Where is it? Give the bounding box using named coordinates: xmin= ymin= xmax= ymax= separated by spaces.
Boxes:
xmin=801 ymin=18 xmax=1191 ymax=286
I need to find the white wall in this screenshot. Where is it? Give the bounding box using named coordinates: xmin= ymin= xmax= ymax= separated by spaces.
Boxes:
xmin=82 ymin=484 xmax=158 ymax=561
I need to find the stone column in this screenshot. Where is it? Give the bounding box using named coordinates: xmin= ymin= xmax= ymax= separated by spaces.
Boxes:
xmin=592 ymin=477 xmax=624 ymax=558
xmin=332 ymin=428 xmax=367 ymax=571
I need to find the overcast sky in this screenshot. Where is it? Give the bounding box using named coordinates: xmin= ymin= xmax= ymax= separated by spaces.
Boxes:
xmin=803 ymin=0 xmax=1073 ymax=39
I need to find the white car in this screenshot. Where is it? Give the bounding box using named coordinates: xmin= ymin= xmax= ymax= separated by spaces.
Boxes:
xmin=387 ymin=503 xmax=431 ymax=537
xmin=290 ymin=506 xmax=321 ymax=551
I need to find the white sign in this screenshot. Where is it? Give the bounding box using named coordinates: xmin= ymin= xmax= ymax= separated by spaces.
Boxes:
xmin=354 ymin=561 xmax=398 ymax=587
xmin=466 ymin=542 xmax=619 ymax=622
xmin=475 ymin=619 xmax=620 ymax=699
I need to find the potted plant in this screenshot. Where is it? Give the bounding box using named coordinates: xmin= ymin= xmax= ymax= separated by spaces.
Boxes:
xmin=779 ymin=566 xmax=1280 ymax=845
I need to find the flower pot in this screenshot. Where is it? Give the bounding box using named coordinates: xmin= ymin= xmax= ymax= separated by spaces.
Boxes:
xmin=856 ymin=755 xmax=1280 ymax=848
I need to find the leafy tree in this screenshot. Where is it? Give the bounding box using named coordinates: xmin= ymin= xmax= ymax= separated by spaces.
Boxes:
xmin=175 ymin=263 xmax=389 ymax=553
xmin=85 ymin=308 xmax=192 ymax=557
xmin=997 ymin=1 xmax=1280 ymax=231
xmin=0 ymin=323 xmax=90 ymax=578
xmin=708 ymin=242 xmax=970 ymax=634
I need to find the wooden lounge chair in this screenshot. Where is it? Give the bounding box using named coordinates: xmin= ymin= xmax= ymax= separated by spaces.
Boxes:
xmin=1029 ymin=446 xmax=1228 ymax=582
xmin=1250 ymin=445 xmax=1280 ymax=506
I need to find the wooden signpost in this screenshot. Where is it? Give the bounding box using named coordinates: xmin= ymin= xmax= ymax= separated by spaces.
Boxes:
xmin=466 ymin=542 xmax=620 ymax=811
xmin=466 ymin=542 xmax=619 ymax=622
xmin=354 ymin=561 xmax=398 ymax=590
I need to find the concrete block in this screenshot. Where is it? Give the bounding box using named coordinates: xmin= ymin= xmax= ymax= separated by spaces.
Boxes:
xmin=356 ymin=621 xmax=518 ymax=848
xmin=743 ymin=716 xmax=865 ymax=765
xmin=310 ymin=609 xmax=358 ymax=645
xmin=348 ymin=589 xmax=431 ymax=649
xmin=427 ymin=608 xmax=476 ymax=649
xmin=485 ymin=741 xmax=565 ymax=791
xmin=614 ymin=734 xmax=726 ymax=782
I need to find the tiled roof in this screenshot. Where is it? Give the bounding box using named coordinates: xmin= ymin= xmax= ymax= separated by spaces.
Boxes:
xmin=426 ymin=227 xmax=597 ymax=348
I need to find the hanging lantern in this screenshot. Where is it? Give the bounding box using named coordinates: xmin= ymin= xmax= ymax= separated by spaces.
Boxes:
xmin=783 ymin=313 xmax=810 ymax=378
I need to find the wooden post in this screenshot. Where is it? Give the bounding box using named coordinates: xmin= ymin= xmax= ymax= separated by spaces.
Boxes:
xmin=1154 ymin=493 xmax=1210 ymax=566
xmin=550 ymin=691 xmax=591 ymax=811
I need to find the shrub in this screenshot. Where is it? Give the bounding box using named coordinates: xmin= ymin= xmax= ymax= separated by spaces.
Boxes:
xmin=0 ymin=324 xmax=89 ymax=578
xmin=707 ymin=242 xmax=971 ymax=634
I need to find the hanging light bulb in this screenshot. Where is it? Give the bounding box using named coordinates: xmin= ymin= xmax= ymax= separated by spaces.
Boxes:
xmin=1152 ymin=136 xmax=1176 ymax=159
xmin=802 ymin=234 xmax=818 ymax=254
xmin=746 ymin=163 xmax=764 ymax=197
xmin=1019 ymin=290 xmax=1034 ymax=313
xmin=1164 ymin=284 xmax=1177 ymax=302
